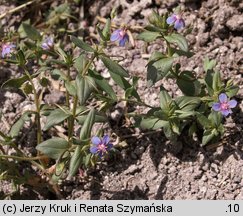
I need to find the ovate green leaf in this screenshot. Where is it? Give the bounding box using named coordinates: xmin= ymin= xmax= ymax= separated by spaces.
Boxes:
xmin=36 ymin=137 xmax=69 ymax=160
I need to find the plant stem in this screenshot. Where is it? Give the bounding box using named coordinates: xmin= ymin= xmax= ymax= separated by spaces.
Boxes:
xmin=82 ymin=54 xmax=96 ymax=76
xmin=66 ymin=67 xmax=71 ymax=108
xmin=68 ymin=53 xmax=97 ymax=144
xmin=166 ymin=41 xmax=179 ymax=78
xmin=0 ymin=154 xmax=48 ymax=161
xmin=66 ymin=67 xmax=72 ymax=142
xmin=24 ymin=69 xmax=42 ymax=145
xmin=166 ymin=41 xmax=172 ymax=57
xmin=68 ymin=95 xmax=78 ymax=146
xmin=119 ymin=98 xmax=154 ymax=109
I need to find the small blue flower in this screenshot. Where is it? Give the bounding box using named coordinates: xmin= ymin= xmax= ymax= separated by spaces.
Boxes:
xmin=1 ymin=43 xmax=15 ymax=58
xmin=41 ymin=37 xmax=54 ymax=50
xmin=166 ymin=14 xmax=185 ymax=30
xmin=110 ymin=29 xmax=129 ymax=47
xmin=212 ymin=93 xmax=237 ymax=117
xmin=90 ymin=135 xmax=113 ymax=157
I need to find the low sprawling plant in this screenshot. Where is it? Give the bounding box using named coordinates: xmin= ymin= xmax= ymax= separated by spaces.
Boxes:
xmin=0 ymin=6 xmax=238 ymax=194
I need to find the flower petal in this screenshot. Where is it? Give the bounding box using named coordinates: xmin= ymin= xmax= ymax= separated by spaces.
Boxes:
xmin=119 ymin=34 xmax=129 ymax=47
xmin=90 ymin=146 xmax=98 ymax=154
xmin=212 ymin=103 xmax=221 ymax=111
xmin=98 ymin=151 xmax=104 ymax=158
xmin=110 ymin=29 xmax=121 ymax=42
xmin=228 ymin=99 xmax=237 ymax=108
xmin=2 ymin=48 xmax=10 ymax=58
xmin=2 ymin=50 xmax=6 ymax=58
xmin=221 ymin=109 xmax=231 ymax=117
xmin=102 ymin=135 xmax=110 ymax=145
xmin=174 ymin=19 xmax=185 ymax=30
xmin=41 ymin=43 xmax=49 ymax=50
xmin=9 ymin=44 xmax=16 ymax=49
xmin=219 ymin=93 xmax=227 ymax=103
xmin=91 ymin=136 xmax=101 ymax=145
xmin=107 ymin=143 xmax=113 ymax=150
xmin=166 ymin=15 xmax=177 ymax=25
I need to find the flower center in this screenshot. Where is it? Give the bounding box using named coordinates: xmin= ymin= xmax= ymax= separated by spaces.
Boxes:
xmin=175 ymin=15 xmax=181 ymax=20
xmin=220 ymin=102 xmax=229 ymax=110
xmin=97 ymin=143 xmax=107 ymax=153
xmin=119 ymin=30 xmax=126 ymax=38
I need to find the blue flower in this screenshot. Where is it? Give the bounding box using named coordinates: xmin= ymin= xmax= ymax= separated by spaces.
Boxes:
xmin=166 ymin=14 xmax=185 ymax=30
xmin=110 ymin=29 xmax=129 ymax=47
xmin=212 ymin=93 xmax=237 ymax=117
xmin=1 ymin=43 xmax=15 ymax=58
xmin=41 ymin=37 xmax=54 ymax=50
xmin=90 ymin=135 xmax=113 ymax=157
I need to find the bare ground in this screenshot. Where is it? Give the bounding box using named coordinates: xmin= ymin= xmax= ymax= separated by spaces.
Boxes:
xmin=0 ymin=0 xmax=242 ymax=199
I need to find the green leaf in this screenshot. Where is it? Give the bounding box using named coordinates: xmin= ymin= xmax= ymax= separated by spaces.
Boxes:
xmin=56 ymin=47 xmax=68 ymax=62
xmin=55 ymin=3 xmax=70 ymax=14
xmin=46 ymin=59 xmax=67 ymax=66
xmin=76 ymin=75 xmax=95 ymax=105
xmin=170 ymin=119 xmax=180 ymax=135
xmin=97 ymin=26 xmax=107 ymax=41
xmin=205 ymin=70 xmax=214 ymax=96
xmin=65 ymin=80 xmax=77 ymax=96
xmin=19 ymin=23 xmax=41 ymax=41
xmin=68 ymin=146 xmax=82 ymax=177
xmin=21 ymin=82 xmax=33 ymax=95
xmin=175 ymin=110 xmax=195 ymax=118
xmin=152 ymin=57 xmax=174 ymax=78
xmin=137 ymin=31 xmax=161 ymax=42
xmin=16 ymin=50 xmax=26 ymax=66
xmin=149 ymin=51 xmax=164 ymax=62
xmin=146 ymin=63 xmax=162 ymax=87
xmin=79 ymin=108 xmax=95 ymax=140
xmin=188 ymin=122 xmax=197 ymax=136
xmin=88 ymin=69 xmax=117 ymax=100
xmin=196 ymin=113 xmax=212 ymax=128
xmin=171 ymin=48 xmax=194 ymax=58
xmin=177 ymin=72 xmax=201 ymax=96
xmin=164 ymin=33 xmax=188 ymax=52
xmin=212 ymin=71 xmax=222 ymax=92
xmin=202 ymin=130 xmax=215 ymax=146
xmin=144 ymin=25 xmax=166 ymax=32
xmin=125 ymin=87 xmax=141 ymax=101
xmin=203 ymin=57 xmax=216 ymax=72
xmin=109 ymin=70 xmax=131 ymax=90
xmin=148 ymin=10 xmax=164 ymax=28
xmin=84 ymin=153 xmax=92 ymax=167
xmin=1 ymin=76 xmax=28 ymax=89
xmin=140 ymin=117 xmax=168 ymax=130
xmin=74 ymin=54 xmax=87 ymax=74
xmin=163 ymin=121 xmax=177 ymax=141
xmin=102 ymin=18 xmax=111 ymax=40
xmin=225 ymin=85 xmax=239 ymax=98
xmin=69 ymin=109 xmax=95 ymax=177
xmin=76 ymin=111 xmax=107 ymax=124
xmin=208 ymin=111 xmax=222 ymax=128
xmin=154 ymin=110 xmax=169 ymax=120
xmin=100 ymin=55 xmax=129 ymax=77
xmin=159 ymin=87 xmax=172 ymax=110
xmin=108 ymin=70 xmax=140 ymax=101
xmin=9 ymin=111 xmax=33 ymax=137
xmin=50 ymin=69 xmax=68 ymax=81
xmin=36 ymin=137 xmax=69 ymax=160
xmin=70 ymin=36 xmax=95 ymax=52
xmin=175 ymin=96 xmax=201 ymax=112
xmin=43 ymin=109 xmax=71 ymax=131
xmin=2 ymin=69 xmax=42 ymax=89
